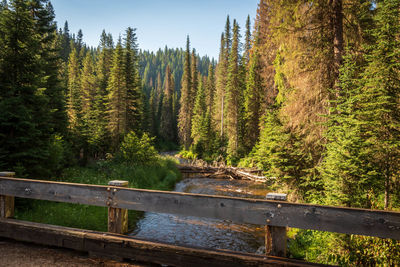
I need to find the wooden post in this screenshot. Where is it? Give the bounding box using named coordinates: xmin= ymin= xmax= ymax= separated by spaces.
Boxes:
xmin=0 ymin=172 xmax=16 ymax=218
xmin=107 ymin=180 xmax=129 ymax=234
xmin=265 ymin=193 xmax=287 ymax=257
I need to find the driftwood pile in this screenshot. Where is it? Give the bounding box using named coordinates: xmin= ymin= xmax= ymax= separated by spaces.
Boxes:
xmin=177 ymin=161 xmax=267 ymax=182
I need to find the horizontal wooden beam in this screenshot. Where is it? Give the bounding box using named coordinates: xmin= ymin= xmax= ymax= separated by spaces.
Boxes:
xmin=0 ymin=219 xmax=322 ymax=267
xmin=0 ymin=177 xmax=399 ymax=240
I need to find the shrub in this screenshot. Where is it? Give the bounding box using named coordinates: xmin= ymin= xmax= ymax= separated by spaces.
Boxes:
xmin=118 ymin=132 xmax=158 ymax=165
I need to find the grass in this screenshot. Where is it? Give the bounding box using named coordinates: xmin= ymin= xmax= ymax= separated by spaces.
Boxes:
xmin=14 ymin=156 xmax=181 ymax=232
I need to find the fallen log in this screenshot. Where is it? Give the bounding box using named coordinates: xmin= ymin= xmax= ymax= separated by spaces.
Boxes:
xmin=177 ymin=164 xmax=267 ymax=182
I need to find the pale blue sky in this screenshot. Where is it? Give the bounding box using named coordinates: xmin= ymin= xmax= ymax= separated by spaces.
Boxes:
xmin=51 ymin=0 xmax=259 ymax=59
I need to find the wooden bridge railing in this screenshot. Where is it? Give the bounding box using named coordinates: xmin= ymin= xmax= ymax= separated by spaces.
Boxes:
xmin=0 ymin=175 xmax=399 ymax=266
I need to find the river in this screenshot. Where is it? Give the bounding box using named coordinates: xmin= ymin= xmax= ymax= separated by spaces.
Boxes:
xmin=130 ymin=176 xmax=270 ymax=253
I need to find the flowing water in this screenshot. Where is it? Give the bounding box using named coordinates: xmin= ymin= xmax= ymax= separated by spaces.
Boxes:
xmin=130 ymin=177 xmax=270 ymax=253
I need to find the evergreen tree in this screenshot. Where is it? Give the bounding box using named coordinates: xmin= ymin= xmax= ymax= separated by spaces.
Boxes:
xmin=178 ymin=36 xmax=192 ymax=149
xmin=160 ymin=65 xmax=175 ymax=142
xmin=124 ymin=27 xmax=142 ymax=132
xmin=322 ymin=0 xmax=400 ymax=209
xmin=205 ymin=64 xmax=215 ymax=114
xmin=225 ymin=20 xmax=241 ymax=159
xmin=191 ymin=77 xmax=212 ymax=155
xmin=190 ymin=48 xmax=198 ymax=107
xmin=80 ymin=52 xmax=97 ymax=154
xmin=244 ymin=15 xmax=251 ymax=65
xmin=0 ymin=0 xmax=57 ymax=176
xmin=107 ymin=38 xmax=127 ymax=150
xmin=31 ymin=0 xmax=67 ymax=135
xmin=149 ymin=87 xmax=158 ymax=136
xmin=243 ymin=44 xmax=263 ymax=152
xmin=60 ymin=20 xmax=70 ymax=61
xmin=213 ymin=33 xmax=227 ymax=137
xmin=76 ymin=29 xmax=83 ymax=52
xmin=67 ymin=47 xmax=82 ymax=130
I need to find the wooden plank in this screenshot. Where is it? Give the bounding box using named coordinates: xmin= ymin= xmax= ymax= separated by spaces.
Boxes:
xmin=0 ymin=218 xmax=324 ymax=267
xmin=0 ymin=172 xmax=15 ymax=218
xmin=0 ymin=195 xmax=14 ymax=218
xmin=108 ymin=180 xmax=129 ymax=234
xmin=0 ymin=176 xmax=109 ymax=206
xmin=265 ymin=193 xmax=287 ymax=257
xmin=0 ymin=177 xmax=400 ymax=240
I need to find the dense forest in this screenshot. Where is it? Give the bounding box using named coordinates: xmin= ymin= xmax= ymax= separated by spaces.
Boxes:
xmin=0 ymin=0 xmax=399 ymax=265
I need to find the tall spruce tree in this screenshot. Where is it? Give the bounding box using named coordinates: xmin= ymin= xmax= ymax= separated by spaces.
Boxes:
xmin=190 ymin=48 xmax=198 ymax=107
xmin=124 ymin=27 xmax=142 ymax=132
xmin=213 ymin=33 xmax=227 ymax=138
xmin=243 ymin=44 xmax=263 ymax=152
xmin=160 ymin=65 xmax=175 ymax=142
xmin=107 ymin=38 xmax=127 ymax=150
xmin=244 ymin=15 xmax=251 ymax=65
xmin=0 ymin=0 xmax=60 ymax=176
xmin=225 ymin=20 xmax=241 ymax=159
xmin=322 ymin=0 xmax=400 ymax=209
xmin=191 ymin=77 xmax=212 ymax=154
xmin=67 ymin=47 xmax=82 ymax=131
xmin=178 ymin=36 xmax=192 ymax=149
xmin=205 ymin=64 xmax=215 ymax=114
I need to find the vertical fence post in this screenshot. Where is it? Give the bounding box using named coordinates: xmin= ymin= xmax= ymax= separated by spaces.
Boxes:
xmin=265 ymin=193 xmax=287 ymax=257
xmin=108 ymin=180 xmax=129 ymax=234
xmin=0 ymin=172 xmax=16 ymax=219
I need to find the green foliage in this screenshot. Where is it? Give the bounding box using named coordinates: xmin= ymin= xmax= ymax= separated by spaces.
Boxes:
xmin=159 ymin=65 xmax=177 ymax=142
xmin=178 ymin=150 xmax=198 ymax=160
xmin=287 ymin=230 xmax=400 ymax=266
xmin=15 ymin=156 xmax=181 ymax=231
xmin=118 ymin=131 xmax=157 ymax=165
xmin=225 ymin=19 xmax=241 ymax=158
xmin=0 ymin=0 xmax=65 ymax=178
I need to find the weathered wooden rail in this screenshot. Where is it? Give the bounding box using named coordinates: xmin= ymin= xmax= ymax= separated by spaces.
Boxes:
xmin=0 ymin=175 xmax=399 ymax=266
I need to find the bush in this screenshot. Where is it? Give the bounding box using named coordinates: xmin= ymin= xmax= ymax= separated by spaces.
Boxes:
xmin=118 ymin=132 xmax=157 ymax=165
xmin=178 ymin=149 xmax=197 ymax=160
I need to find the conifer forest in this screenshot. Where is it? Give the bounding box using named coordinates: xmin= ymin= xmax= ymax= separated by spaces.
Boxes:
xmin=0 ymin=0 xmax=400 ymax=265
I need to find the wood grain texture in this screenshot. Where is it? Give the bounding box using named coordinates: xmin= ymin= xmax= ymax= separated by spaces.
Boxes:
xmin=108 ymin=180 xmax=128 ymax=234
xmin=0 ymin=177 xmax=399 ymax=239
xmin=0 ymin=219 xmax=325 ymax=267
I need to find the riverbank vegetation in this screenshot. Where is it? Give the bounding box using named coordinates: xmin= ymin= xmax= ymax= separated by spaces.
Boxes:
xmin=0 ymin=0 xmax=399 ymax=265
xmin=15 ymin=134 xmax=180 ymax=231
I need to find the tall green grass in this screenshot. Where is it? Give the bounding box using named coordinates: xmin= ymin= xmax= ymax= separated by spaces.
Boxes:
xmin=14 ymin=157 xmax=181 ymax=232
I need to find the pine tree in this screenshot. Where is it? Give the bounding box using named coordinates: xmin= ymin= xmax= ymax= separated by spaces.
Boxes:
xmin=60 ymin=20 xmax=70 ymax=61
xmin=149 ymin=87 xmax=158 ymax=136
xmin=0 ymin=0 xmax=57 ymax=176
xmin=160 ymin=65 xmax=175 ymax=142
xmin=108 ymin=38 xmax=127 ymax=150
xmin=191 ymin=78 xmax=207 ymax=145
xmin=322 ymin=0 xmax=400 ymax=209
xmin=67 ymin=47 xmax=82 ymax=130
xmin=190 ymin=48 xmax=198 ymax=107
xmin=243 ymin=44 xmax=263 ymax=152
xmin=178 ymin=36 xmax=192 ymax=149
xmin=31 ymin=0 xmax=67 ymax=135
xmin=76 ymin=29 xmax=83 ymax=53
xmin=80 ymin=53 xmax=97 ymax=151
xmin=225 ymin=20 xmax=241 ymax=159
xmin=213 ymin=33 xmax=227 ymax=138
xmin=205 ymin=63 xmax=215 ymax=114
xmin=124 ymin=27 xmax=142 ymax=133
xmin=244 ymin=15 xmax=251 ymax=65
